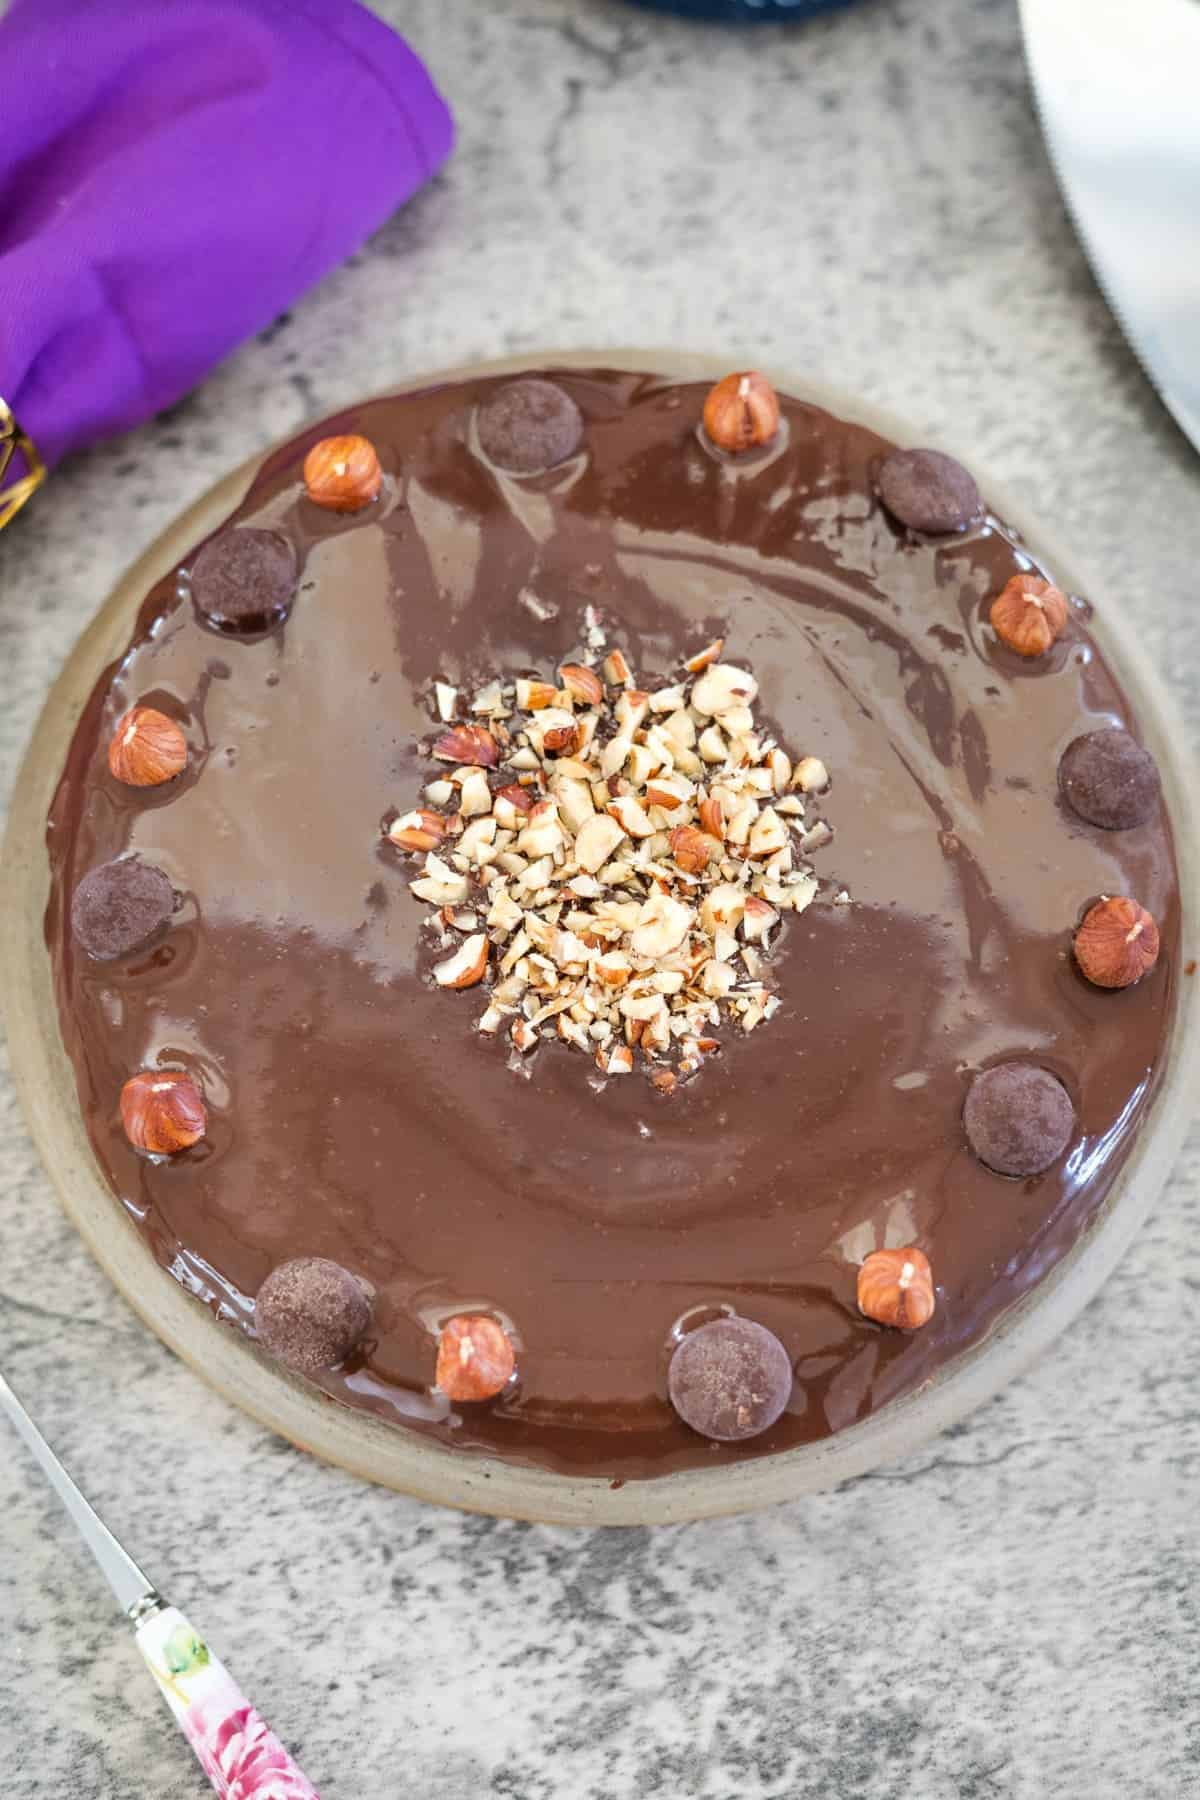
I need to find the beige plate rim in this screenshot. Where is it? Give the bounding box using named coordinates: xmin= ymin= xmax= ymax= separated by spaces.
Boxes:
xmin=2 ymin=349 xmax=1196 ymax=1525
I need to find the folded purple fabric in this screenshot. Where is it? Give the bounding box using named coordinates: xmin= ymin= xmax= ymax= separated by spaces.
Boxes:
xmin=0 ymin=0 xmax=453 ymax=469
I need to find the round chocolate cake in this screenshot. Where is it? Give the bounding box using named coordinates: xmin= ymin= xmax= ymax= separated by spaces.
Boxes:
xmin=44 ymin=366 xmax=1180 ymax=1481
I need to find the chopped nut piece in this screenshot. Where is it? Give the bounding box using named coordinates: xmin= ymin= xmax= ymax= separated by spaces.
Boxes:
xmin=698 ymin=794 xmax=726 ymax=839
xmin=552 ymin=775 xmax=596 ymax=834
xmin=433 ymin=724 xmax=498 ymax=768
xmin=559 ymin=663 xmax=603 ymax=706
xmin=748 ymin=807 xmax=788 ymax=858
xmin=495 ymin=780 xmax=537 ymax=815
xmin=607 ymin=793 xmax=655 ymax=839
xmin=542 ymin=722 xmax=581 ymax=756
xmin=597 ymin=1043 xmax=634 ymax=1075
xmin=725 ymin=800 xmax=758 ymax=848
xmin=457 ymin=768 xmax=493 ymax=818
xmin=630 ymin=892 xmax=693 ymax=959
xmin=626 ymin=742 xmax=660 ymax=787
xmin=487 ymin=889 xmax=524 ymax=933
xmin=603 ymin=648 xmax=633 ymax=687
xmin=793 ymin=755 xmax=829 ymax=794
xmin=389 ymin=809 xmax=447 ymax=853
xmin=645 ymin=774 xmax=693 ymax=811
xmin=471 ymin=682 xmax=504 ymax=715
xmin=669 ymin=825 xmax=713 ymax=875
xmin=701 ymin=959 xmax=737 ymax=998
xmin=614 ymin=690 xmax=649 ymax=732
xmin=595 ymin=950 xmax=632 ymax=986
xmin=691 ymin=663 xmax=759 ymax=718
xmin=742 ymin=896 xmax=779 ymax=943
xmin=684 ymin=638 xmax=725 ymax=674
xmin=516 ymin=678 xmax=558 ymax=711
xmin=661 ymin=707 xmax=697 ymax=751
xmin=767 ymin=748 xmax=792 ymax=794
xmin=433 ymin=933 xmax=489 ymax=989
xmin=434 ymin=682 xmax=458 ymax=722
xmin=411 ymin=854 xmax=471 ymax=907
xmin=701 ymin=883 xmax=747 ymax=935
xmin=517 ymin=799 xmax=566 ymax=858
xmin=575 ymin=812 xmax=627 ymax=873
xmin=720 ymin=705 xmax=755 ymax=737
xmin=601 ymin=734 xmax=633 ymax=780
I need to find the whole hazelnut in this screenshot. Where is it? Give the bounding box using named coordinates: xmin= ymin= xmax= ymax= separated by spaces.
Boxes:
xmin=857 ymin=1248 xmax=936 ymax=1330
xmin=107 ymin=707 xmax=187 ymax=788
xmin=1074 ymin=896 xmax=1160 ymax=989
xmin=120 ymin=1070 xmax=207 ymax=1155
xmin=302 ymin=434 xmax=383 ymax=512
xmin=435 ymin=1313 xmax=515 ymax=1402
xmin=702 ymin=371 xmax=780 ymax=455
xmin=989 ymin=573 xmax=1068 ymax=657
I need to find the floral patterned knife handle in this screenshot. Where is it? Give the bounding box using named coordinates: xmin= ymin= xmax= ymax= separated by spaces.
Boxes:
xmin=0 ymin=1366 xmax=320 ymax=1799
xmin=136 ymin=1605 xmax=320 ymax=1799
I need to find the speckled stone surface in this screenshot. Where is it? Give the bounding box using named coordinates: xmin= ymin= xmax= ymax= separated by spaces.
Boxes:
xmin=1 ymin=3 xmax=1198 ymax=1795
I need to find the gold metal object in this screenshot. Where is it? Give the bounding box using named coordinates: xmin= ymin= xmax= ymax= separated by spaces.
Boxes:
xmin=0 ymin=395 xmax=47 ymax=529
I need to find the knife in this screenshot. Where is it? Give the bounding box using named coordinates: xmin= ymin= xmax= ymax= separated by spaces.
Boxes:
xmin=1020 ymin=0 xmax=1200 ymax=454
xmin=0 ymin=1364 xmax=321 ymax=1798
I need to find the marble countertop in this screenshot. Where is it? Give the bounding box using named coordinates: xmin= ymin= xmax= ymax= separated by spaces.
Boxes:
xmin=2 ymin=2 xmax=1197 ymax=1794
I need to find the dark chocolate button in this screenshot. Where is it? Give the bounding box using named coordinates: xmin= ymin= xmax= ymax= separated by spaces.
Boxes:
xmin=475 ymin=379 xmax=584 ymax=474
xmin=963 ymin=1063 xmax=1075 ymax=1177
xmin=70 ymin=857 xmax=176 ymax=960
xmin=877 ymin=448 xmax=981 ymax=534
xmin=190 ymin=527 xmax=298 ymax=633
xmin=667 ymin=1316 xmax=793 ymax=1442
xmin=1059 ymin=728 xmax=1161 ymax=831
xmin=255 ymin=1257 xmax=371 ymax=1375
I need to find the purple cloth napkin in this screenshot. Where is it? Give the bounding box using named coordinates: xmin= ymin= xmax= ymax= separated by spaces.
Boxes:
xmin=0 ymin=0 xmax=452 ymax=470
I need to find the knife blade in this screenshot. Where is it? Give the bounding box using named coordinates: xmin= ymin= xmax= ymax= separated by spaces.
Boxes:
xmin=1020 ymin=0 xmax=1200 ymax=453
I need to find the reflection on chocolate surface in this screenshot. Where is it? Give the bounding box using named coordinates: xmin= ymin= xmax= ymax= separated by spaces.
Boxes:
xmin=45 ymin=370 xmax=1179 ymax=1480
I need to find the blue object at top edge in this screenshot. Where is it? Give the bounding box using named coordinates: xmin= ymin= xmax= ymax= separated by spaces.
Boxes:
xmin=623 ymin=0 xmax=856 ymax=19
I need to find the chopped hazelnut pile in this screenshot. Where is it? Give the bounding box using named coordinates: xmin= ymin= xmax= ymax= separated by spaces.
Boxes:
xmin=386 ymin=623 xmax=842 ymax=1087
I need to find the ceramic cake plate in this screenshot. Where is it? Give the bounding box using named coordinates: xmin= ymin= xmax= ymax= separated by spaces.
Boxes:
xmin=3 ymin=352 xmax=1196 ymax=1524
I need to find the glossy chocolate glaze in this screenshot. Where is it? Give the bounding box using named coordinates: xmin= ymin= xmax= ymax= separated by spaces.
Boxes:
xmin=45 ymin=370 xmax=1180 ymax=1480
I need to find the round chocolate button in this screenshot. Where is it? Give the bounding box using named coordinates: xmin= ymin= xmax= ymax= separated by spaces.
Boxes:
xmin=191 ymin=527 xmax=298 ymax=633
xmin=877 ymin=447 xmax=981 ymax=534
xmin=255 ymin=1257 xmax=371 ymax=1375
xmin=1059 ymin=727 xmax=1161 ymax=831
xmin=475 ymin=379 xmax=584 ymax=474
xmin=70 ymin=857 xmax=176 ymax=960
xmin=668 ymin=1316 xmax=793 ymax=1441
xmin=964 ymin=1063 xmax=1075 ymax=1177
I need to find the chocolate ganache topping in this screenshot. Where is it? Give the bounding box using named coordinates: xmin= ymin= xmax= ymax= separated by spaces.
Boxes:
xmin=45 ymin=368 xmax=1179 ymax=1480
